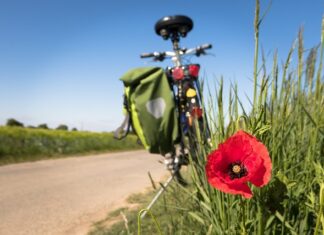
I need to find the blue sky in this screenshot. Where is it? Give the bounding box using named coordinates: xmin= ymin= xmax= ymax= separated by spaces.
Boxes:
xmin=0 ymin=0 xmax=323 ymax=131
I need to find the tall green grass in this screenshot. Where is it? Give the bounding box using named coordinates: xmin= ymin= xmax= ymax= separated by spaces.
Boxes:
xmin=0 ymin=126 xmax=142 ymax=165
xmin=185 ymin=2 xmax=324 ymax=234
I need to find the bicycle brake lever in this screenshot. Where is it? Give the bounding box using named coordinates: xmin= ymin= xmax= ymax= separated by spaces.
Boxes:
xmin=195 ymin=50 xmax=205 ymax=57
xmin=205 ymin=52 xmax=216 ymax=57
xmin=154 ymin=57 xmax=164 ymax=62
xmin=153 ymin=52 xmax=166 ymax=61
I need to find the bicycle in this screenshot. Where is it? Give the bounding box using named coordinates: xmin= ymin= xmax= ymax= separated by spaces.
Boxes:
xmin=140 ymin=15 xmax=212 ymax=184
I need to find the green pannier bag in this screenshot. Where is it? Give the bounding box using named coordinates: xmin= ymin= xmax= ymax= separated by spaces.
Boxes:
xmin=114 ymin=67 xmax=179 ymax=155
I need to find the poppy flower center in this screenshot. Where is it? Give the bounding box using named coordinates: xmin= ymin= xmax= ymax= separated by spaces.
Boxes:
xmin=228 ymin=162 xmax=247 ymax=179
xmin=232 ymin=165 xmax=241 ymax=173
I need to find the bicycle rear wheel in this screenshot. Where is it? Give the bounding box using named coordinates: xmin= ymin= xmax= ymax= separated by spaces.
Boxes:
xmin=184 ymin=80 xmax=210 ymax=149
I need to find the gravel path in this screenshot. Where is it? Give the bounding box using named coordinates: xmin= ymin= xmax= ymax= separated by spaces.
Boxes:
xmin=0 ymin=151 xmax=166 ymax=235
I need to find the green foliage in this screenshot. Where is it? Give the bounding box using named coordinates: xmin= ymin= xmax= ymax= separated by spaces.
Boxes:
xmin=0 ymin=127 xmax=142 ymax=165
xmin=37 ymin=123 xmax=49 ymax=129
xmin=6 ymin=118 xmax=24 ymax=127
xmin=56 ymin=124 xmax=68 ymax=131
xmin=185 ymin=5 xmax=324 ymax=235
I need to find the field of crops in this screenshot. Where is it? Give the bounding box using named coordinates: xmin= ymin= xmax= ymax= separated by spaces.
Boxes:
xmin=0 ymin=127 xmax=142 ymax=165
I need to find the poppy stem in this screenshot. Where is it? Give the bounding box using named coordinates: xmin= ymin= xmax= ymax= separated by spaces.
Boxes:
xmin=240 ymin=197 xmax=247 ymax=235
xmin=257 ymin=201 xmax=264 ymax=235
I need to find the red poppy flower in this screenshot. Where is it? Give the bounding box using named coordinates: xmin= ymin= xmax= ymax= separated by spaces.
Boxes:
xmin=205 ymin=130 xmax=272 ymax=199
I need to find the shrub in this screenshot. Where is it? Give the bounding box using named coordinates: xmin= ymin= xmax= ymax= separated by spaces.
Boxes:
xmin=56 ymin=124 xmax=68 ymax=131
xmin=37 ymin=124 xmax=49 ymax=129
xmin=6 ymin=118 xmax=24 ymax=127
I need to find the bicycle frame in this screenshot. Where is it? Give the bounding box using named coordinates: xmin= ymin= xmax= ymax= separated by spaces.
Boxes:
xmin=139 ymin=15 xmax=213 ymax=217
xmin=140 ymin=15 xmax=212 ymax=183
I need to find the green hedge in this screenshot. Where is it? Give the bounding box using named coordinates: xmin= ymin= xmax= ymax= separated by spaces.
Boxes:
xmin=0 ymin=127 xmax=142 ymax=164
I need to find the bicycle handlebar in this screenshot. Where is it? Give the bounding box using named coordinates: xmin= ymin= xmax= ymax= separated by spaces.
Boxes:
xmin=140 ymin=52 xmax=166 ymax=61
xmin=140 ymin=52 xmax=155 ymax=58
xmin=200 ymin=43 xmax=212 ymax=50
xmin=140 ymin=43 xmax=212 ymax=61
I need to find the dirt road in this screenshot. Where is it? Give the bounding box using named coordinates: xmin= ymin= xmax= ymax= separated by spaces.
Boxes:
xmin=0 ymin=151 xmax=166 ymax=235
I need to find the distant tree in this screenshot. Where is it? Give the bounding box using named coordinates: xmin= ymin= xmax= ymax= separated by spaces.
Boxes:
xmin=27 ymin=125 xmax=36 ymax=129
xmin=6 ymin=118 xmax=24 ymax=127
xmin=71 ymin=127 xmax=78 ymax=131
xmin=56 ymin=124 xmax=68 ymax=131
xmin=37 ymin=124 xmax=49 ymax=129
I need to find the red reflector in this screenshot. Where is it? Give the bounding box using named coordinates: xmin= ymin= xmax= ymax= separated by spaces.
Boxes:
xmin=188 ymin=64 xmax=200 ymax=77
xmin=191 ymin=107 xmax=203 ymax=118
xmin=172 ymin=67 xmax=184 ymax=80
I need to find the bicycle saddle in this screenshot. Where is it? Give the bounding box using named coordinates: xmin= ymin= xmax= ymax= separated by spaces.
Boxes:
xmin=155 ymin=15 xmax=193 ymax=40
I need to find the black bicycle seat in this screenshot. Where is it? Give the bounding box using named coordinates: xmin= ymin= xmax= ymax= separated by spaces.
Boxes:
xmin=155 ymin=15 xmax=193 ymax=40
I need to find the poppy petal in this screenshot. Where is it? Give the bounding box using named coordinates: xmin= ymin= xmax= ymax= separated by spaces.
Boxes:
xmin=219 ymin=131 xmax=253 ymax=163
xmin=205 ymin=150 xmax=228 ymax=177
xmin=249 ymin=141 xmax=272 ymax=186
xmin=207 ymin=175 xmax=253 ymax=199
xmin=243 ymin=153 xmax=262 ymax=179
